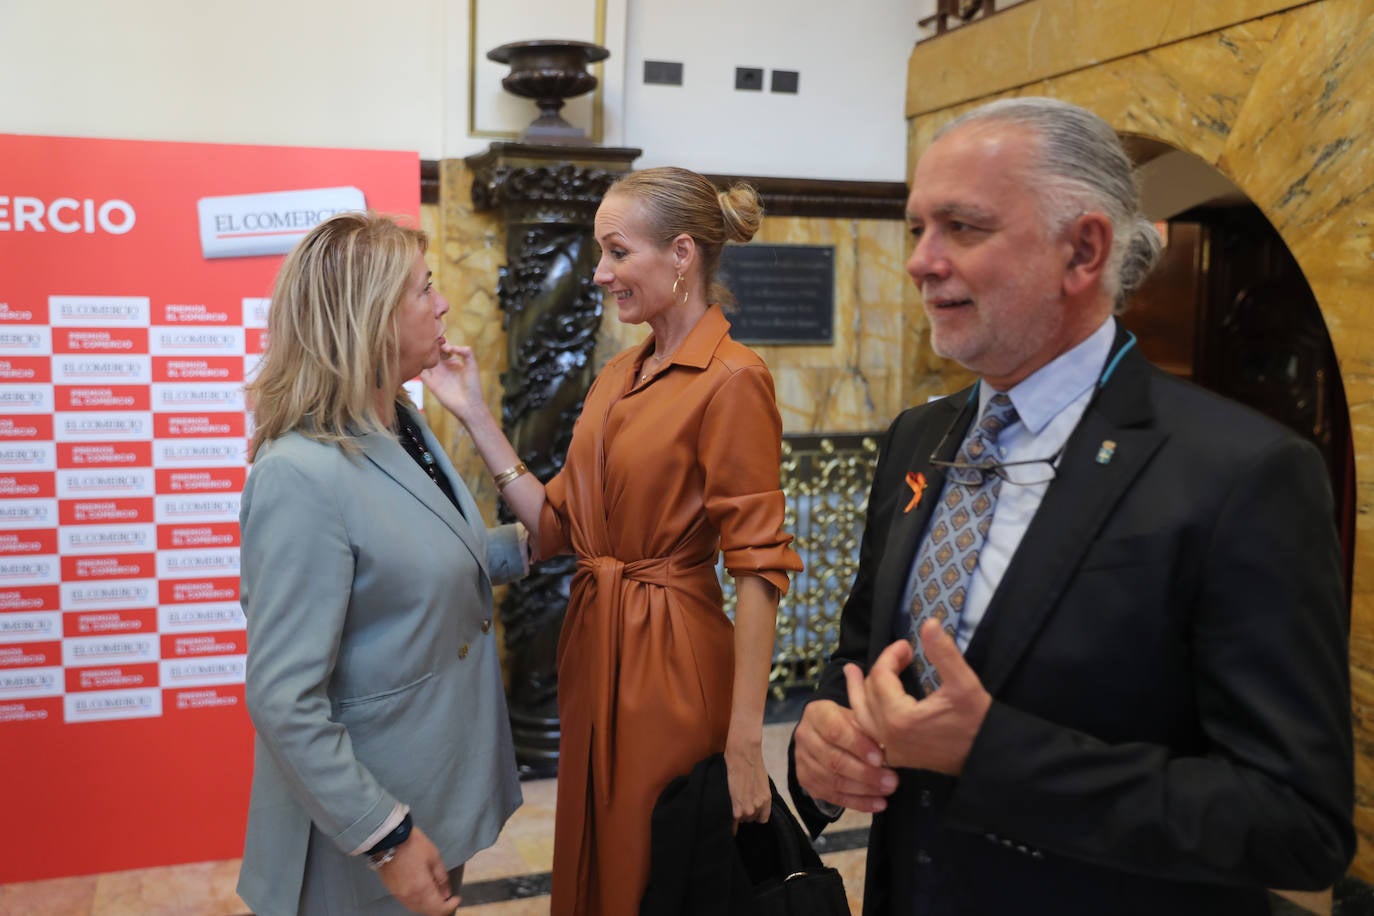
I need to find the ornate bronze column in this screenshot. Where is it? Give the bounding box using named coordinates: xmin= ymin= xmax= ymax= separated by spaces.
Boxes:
xmin=466 ymin=142 xmax=639 ymax=776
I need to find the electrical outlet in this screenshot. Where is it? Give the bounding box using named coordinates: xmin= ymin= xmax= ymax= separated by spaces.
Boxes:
xmin=735 ymin=67 xmax=764 ymax=91
xmin=644 ymin=60 xmax=683 ymax=86
xmin=771 ymin=69 xmax=799 ymax=93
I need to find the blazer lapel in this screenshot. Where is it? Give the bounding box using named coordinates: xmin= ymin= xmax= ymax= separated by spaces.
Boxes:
xmin=357 ymin=410 xmax=486 ymax=577
xmin=964 ymin=342 xmax=1166 ymax=695
xmin=869 ymin=387 xmax=976 ymax=661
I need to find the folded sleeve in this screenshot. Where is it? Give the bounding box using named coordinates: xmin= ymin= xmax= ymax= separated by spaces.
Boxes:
xmin=485 ymin=522 xmax=530 ymax=586
xmin=698 ymin=364 xmax=803 ymax=594
xmin=536 ymin=470 xmax=573 ymax=560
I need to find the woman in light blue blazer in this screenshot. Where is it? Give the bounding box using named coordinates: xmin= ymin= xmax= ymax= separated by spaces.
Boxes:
xmin=236 ymin=213 xmax=526 ymax=916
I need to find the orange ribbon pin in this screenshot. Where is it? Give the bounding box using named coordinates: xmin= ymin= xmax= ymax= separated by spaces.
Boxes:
xmin=904 ymin=471 xmax=927 ymax=513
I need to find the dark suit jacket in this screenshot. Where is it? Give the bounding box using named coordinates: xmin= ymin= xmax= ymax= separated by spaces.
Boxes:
xmin=639 ymin=753 xmax=757 ymax=916
xmin=789 ymin=327 xmax=1355 ymax=915
xmin=641 ymin=754 xmax=849 ymax=916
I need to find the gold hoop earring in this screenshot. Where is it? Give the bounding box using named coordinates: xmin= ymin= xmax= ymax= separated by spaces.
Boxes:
xmin=672 ymin=273 xmax=689 ymax=307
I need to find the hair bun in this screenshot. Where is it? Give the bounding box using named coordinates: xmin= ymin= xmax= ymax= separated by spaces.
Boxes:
xmin=1118 ymin=216 xmax=1164 ymax=305
xmin=718 ymin=183 xmax=763 ymax=244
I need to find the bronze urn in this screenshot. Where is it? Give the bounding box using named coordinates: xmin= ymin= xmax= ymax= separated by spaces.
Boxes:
xmin=487 ymin=39 xmax=611 ymax=144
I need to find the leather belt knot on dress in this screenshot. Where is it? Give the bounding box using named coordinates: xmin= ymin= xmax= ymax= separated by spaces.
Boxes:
xmin=571 ymin=553 xmax=714 ymax=803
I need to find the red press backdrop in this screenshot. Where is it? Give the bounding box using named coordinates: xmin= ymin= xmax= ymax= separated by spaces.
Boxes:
xmin=0 ymin=134 xmax=418 ymax=882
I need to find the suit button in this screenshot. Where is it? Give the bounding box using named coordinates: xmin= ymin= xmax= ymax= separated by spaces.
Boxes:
xmin=916 ymin=850 xmax=932 ymax=866
xmin=918 ymin=789 xmax=932 ymax=808
xmin=480 ymin=618 xmax=492 ymax=633
xmin=458 ymin=644 xmax=470 ymax=659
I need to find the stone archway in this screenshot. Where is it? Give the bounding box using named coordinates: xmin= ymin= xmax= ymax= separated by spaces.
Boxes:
xmin=905 ymin=0 xmax=1374 ymax=878
xmin=1123 ymin=138 xmax=1357 ymax=597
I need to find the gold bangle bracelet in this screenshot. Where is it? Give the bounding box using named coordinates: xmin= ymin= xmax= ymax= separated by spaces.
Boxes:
xmin=493 ymin=461 xmax=529 ymax=491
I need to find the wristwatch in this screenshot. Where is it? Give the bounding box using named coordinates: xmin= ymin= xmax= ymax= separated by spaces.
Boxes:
xmin=365 ymin=813 xmax=414 ymax=871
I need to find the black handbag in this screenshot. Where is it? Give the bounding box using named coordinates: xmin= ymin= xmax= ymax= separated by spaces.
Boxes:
xmin=736 ymin=781 xmax=852 ymax=916
xmin=640 ymin=755 xmax=851 ymax=916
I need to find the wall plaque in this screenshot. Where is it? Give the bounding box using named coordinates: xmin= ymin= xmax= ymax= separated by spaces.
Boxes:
xmin=719 ymin=244 xmax=834 ymax=345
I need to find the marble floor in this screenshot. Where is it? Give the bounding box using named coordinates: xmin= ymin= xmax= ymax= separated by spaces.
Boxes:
xmin=0 ymin=717 xmax=1333 ymax=915
xmin=0 ymin=720 xmax=869 ymax=915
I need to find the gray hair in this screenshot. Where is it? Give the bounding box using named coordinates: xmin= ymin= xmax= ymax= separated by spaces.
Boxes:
xmin=936 ymin=97 xmax=1163 ymax=309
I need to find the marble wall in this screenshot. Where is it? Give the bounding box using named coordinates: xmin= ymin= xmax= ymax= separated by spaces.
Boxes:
xmin=419 ymin=162 xmax=508 ymax=513
xmin=757 ymin=217 xmax=915 ymax=431
xmin=904 ymin=0 xmax=1374 ymax=882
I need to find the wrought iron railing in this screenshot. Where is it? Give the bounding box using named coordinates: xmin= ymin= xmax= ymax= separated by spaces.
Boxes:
xmin=722 ymin=433 xmax=881 ymax=697
xmin=919 ymin=0 xmax=1011 ymax=37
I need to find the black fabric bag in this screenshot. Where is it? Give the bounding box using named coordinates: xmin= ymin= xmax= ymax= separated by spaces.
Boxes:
xmin=640 ymin=753 xmax=851 ymax=916
xmin=737 ymin=782 xmax=851 ymax=916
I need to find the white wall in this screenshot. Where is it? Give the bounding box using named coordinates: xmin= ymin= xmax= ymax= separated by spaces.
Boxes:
xmin=458 ymin=0 xmax=622 ymax=153
xmin=0 ymin=0 xmax=449 ymax=155
xmin=1137 ymin=149 xmax=1248 ymax=220
xmin=617 ymin=0 xmax=920 ymax=180
xmin=0 ymin=0 xmax=929 ymax=181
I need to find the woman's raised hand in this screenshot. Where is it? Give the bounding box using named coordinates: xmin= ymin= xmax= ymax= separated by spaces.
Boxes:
xmin=422 ymin=343 xmax=487 ymax=424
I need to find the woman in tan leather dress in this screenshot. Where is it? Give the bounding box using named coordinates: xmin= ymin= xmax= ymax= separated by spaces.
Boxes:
xmin=425 ymin=166 xmax=803 ymax=916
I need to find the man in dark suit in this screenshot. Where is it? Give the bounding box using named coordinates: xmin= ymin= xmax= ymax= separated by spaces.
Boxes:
xmin=788 ymin=97 xmax=1355 ymax=915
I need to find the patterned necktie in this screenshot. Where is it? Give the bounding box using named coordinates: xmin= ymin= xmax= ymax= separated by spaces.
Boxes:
xmin=908 ymin=392 xmax=1019 ymax=694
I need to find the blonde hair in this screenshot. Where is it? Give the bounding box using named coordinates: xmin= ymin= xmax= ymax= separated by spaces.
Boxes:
xmin=247 ymin=212 xmax=426 ymax=459
xmin=607 ymin=166 xmax=761 ymax=307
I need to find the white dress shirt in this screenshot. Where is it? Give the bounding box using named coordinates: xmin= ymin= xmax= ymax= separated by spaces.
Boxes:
xmin=901 ymin=317 xmax=1117 ymax=650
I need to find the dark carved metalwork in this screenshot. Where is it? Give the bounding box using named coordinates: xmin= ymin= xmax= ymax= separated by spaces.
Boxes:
xmin=470 ymin=162 xmax=624 ymax=213
xmin=467 ymin=143 xmax=639 ymax=776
